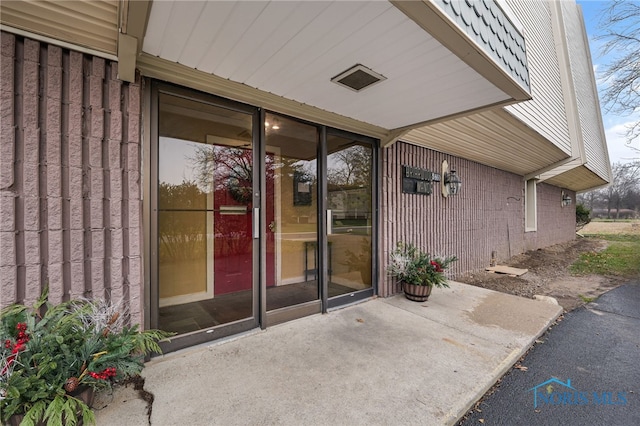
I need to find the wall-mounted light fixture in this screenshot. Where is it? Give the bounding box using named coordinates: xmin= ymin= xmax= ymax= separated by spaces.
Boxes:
xmin=561 ymin=191 xmax=572 ymax=207
xmin=441 ymin=160 xmax=462 ymax=197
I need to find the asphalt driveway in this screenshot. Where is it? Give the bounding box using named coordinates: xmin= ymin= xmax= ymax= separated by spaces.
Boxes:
xmin=459 ymin=281 xmax=640 ymax=425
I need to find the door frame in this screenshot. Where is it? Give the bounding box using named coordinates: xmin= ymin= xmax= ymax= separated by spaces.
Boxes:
xmin=260 ymin=111 xmax=323 ymax=327
xmin=324 ymin=127 xmax=378 ymax=310
xmin=146 ymin=82 xmax=378 ymax=351
xmin=148 ymin=82 xmax=261 ymax=352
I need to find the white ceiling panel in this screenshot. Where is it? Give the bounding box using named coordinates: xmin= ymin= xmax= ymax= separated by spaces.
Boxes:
xmin=142 ymin=0 xmax=513 ymax=130
xmin=177 ymin=2 xmax=236 ymax=69
xmin=157 ymin=2 xmax=207 ymax=63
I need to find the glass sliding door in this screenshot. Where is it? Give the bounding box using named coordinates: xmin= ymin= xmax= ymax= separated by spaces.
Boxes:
xmin=326 ymin=132 xmax=374 ymax=304
xmin=264 ymin=113 xmax=321 ymax=321
xmin=153 ymin=88 xmax=257 ymax=343
xmin=150 ymin=84 xmax=378 ymax=350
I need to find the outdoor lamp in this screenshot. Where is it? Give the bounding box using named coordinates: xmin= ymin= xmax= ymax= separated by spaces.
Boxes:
xmin=441 ymin=160 xmax=462 ymax=197
xmin=562 ymin=191 xmax=572 ymax=207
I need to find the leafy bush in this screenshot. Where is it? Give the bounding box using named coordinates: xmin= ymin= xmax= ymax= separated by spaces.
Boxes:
xmin=1 ymin=291 xmax=173 ymax=425
xmin=576 ymin=204 xmax=591 ymax=230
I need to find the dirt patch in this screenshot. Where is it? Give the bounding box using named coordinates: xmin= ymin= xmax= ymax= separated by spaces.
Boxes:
xmin=456 ymin=237 xmax=627 ymax=311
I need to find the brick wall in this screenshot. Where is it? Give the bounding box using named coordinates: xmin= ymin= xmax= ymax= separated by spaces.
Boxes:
xmin=379 ymin=142 xmax=575 ymax=296
xmin=0 ymin=32 xmax=143 ymax=324
xmin=525 ymin=182 xmax=576 ymax=250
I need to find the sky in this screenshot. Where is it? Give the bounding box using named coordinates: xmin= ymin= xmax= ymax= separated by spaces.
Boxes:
xmin=576 ymin=0 xmax=639 ymax=164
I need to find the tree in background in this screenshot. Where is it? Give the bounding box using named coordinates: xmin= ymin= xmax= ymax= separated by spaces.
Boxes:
xmin=597 ymin=0 xmax=640 ymax=152
xmin=578 ymin=161 xmax=640 ymax=219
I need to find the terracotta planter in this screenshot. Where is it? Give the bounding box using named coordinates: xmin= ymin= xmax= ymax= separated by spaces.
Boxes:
xmin=402 ymin=282 xmax=432 ymax=302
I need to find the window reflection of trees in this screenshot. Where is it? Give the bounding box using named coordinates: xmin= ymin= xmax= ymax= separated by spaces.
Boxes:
xmin=158 ymin=181 xmax=207 ymax=262
xmin=327 ymin=145 xmax=372 ymax=226
xmin=159 ymin=143 xmax=255 ymax=262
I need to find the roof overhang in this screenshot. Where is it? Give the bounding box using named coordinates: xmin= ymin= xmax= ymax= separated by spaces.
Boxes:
xmin=541 ymin=164 xmax=609 ymax=193
xmin=400 ymin=108 xmax=569 ymax=176
xmin=134 ymin=0 xmax=530 ymax=133
xmin=1 ymin=0 xmax=532 ymax=135
xmin=402 ymin=104 xmax=611 ymax=193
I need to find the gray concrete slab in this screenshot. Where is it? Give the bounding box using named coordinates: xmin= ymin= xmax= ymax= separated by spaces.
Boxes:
xmin=94 ymin=282 xmax=562 ymax=426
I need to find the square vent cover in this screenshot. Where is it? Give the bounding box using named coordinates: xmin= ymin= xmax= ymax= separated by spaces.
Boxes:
xmin=331 ymin=64 xmax=386 ymax=92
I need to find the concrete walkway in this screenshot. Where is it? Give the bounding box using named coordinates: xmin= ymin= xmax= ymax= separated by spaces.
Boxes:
xmin=93 ymin=282 xmax=562 ymax=425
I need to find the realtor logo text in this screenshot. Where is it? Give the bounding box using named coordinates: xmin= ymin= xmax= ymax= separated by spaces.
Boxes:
xmin=529 ymin=378 xmax=628 ymax=408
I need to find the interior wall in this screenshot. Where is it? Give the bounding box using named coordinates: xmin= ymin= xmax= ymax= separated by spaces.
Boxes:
xmin=0 ymin=32 xmax=144 ymax=324
xmin=379 ymin=142 xmax=576 ymax=296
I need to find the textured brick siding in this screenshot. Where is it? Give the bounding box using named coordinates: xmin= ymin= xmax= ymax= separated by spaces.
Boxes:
xmin=525 ymin=183 xmax=576 ymax=251
xmin=0 ymin=32 xmax=143 ymax=324
xmin=379 ymin=142 xmax=575 ymax=296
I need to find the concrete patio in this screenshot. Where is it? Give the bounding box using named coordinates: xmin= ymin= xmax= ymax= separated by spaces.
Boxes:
xmin=94 ymin=281 xmax=562 ymax=425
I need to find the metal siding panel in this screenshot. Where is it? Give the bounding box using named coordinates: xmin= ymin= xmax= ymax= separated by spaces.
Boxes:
xmin=504 ymin=0 xmax=571 ymax=155
xmin=1 ymin=0 xmax=118 ymax=55
xmin=560 ymin=1 xmax=610 ymax=182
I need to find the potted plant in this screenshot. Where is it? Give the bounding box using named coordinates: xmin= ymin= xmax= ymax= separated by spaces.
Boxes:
xmin=0 ymin=290 xmax=172 ymax=426
xmin=388 ymin=242 xmax=458 ymax=301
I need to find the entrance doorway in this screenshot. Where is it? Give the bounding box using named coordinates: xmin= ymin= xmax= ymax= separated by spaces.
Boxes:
xmin=264 ymin=114 xmax=321 ymax=324
xmin=149 ymin=83 xmax=376 ymax=351
xmin=152 ymin=89 xmax=259 ymax=348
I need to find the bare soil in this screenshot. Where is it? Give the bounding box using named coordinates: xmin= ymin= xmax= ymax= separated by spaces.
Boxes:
xmin=456 ymin=237 xmax=628 ymax=312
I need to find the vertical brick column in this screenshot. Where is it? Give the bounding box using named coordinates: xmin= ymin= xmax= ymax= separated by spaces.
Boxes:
xmin=125 ymin=76 xmax=143 ymax=325
xmin=107 ymin=63 xmax=124 ymax=303
xmin=0 ymin=32 xmax=17 ymax=303
xmin=68 ymin=51 xmax=85 ymax=299
xmin=45 ymin=45 xmax=64 ymax=304
xmin=20 ymin=39 xmax=42 ymax=304
xmin=1 ymin=32 xmax=144 ymax=327
xmin=88 ymin=57 xmax=106 ymax=300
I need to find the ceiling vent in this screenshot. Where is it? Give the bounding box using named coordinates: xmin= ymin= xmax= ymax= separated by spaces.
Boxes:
xmin=331 ymin=64 xmax=386 ymax=92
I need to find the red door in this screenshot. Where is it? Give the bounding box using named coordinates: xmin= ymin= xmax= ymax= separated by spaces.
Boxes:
xmin=213 ymin=147 xmax=253 ymax=295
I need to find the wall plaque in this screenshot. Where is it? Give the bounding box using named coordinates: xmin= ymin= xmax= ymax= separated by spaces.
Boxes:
xmin=402 ymin=165 xmax=433 ymax=195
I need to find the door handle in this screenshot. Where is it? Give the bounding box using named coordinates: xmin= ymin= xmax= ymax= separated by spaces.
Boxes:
xmin=253 ymin=208 xmax=259 ymax=239
xmin=327 ymin=209 xmax=332 ymax=235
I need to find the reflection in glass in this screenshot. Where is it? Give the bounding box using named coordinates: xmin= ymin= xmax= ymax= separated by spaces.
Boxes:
xmin=327 ymin=136 xmax=373 ymax=296
xmin=157 ymin=93 xmax=254 ymax=334
xmin=265 ymin=113 xmax=320 ymax=311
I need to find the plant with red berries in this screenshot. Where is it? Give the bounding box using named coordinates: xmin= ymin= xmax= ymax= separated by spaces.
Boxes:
xmin=1 ymin=290 xmax=172 ymax=425
xmin=388 ymin=242 xmax=458 ymax=287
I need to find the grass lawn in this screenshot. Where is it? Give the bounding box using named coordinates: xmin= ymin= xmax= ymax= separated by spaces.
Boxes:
xmin=571 ymin=234 xmax=640 ymax=278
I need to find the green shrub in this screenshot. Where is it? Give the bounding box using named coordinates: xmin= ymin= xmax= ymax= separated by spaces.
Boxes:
xmin=576 ymin=204 xmax=591 ymax=230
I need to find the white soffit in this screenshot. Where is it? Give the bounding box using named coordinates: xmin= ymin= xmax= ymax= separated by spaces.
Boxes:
xmin=142 ymin=0 xmax=511 ymax=130
xmin=402 ymin=109 xmax=570 ymax=176
xmin=544 ymin=165 xmax=608 ymax=192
